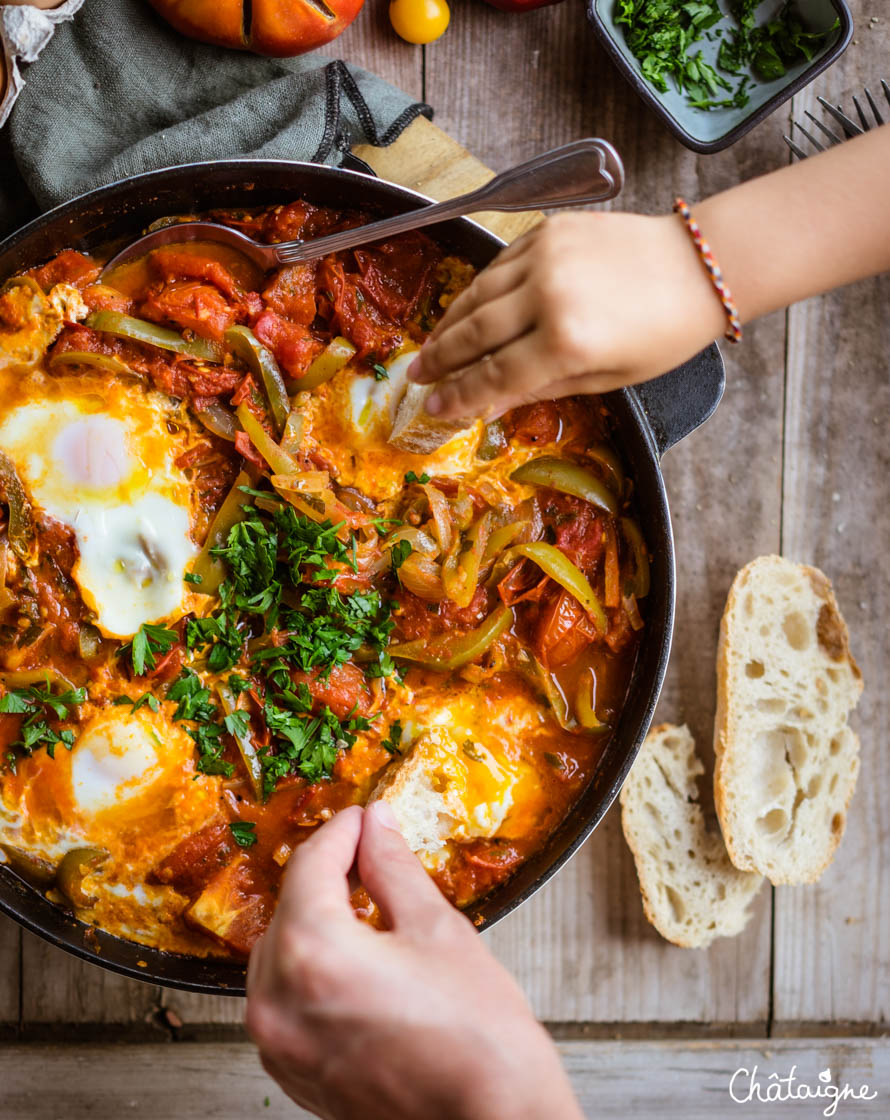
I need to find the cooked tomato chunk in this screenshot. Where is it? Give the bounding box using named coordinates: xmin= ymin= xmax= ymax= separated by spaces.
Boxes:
xmin=253 ymin=310 xmax=320 ymax=379
xmin=353 ymin=232 xmax=440 ymax=322
xmin=150 ymin=823 xmax=235 ymax=897
xmin=543 ymin=492 xmax=605 ymax=576
xmin=149 ymin=249 xmax=243 ymax=302
xmin=535 ymin=588 xmax=598 ymax=668
xmin=185 ymin=855 xmax=272 ymax=956
xmin=291 ymin=662 xmax=371 ymax=719
xmin=507 ymin=401 xmax=561 ymax=445
xmin=28 ymin=249 xmax=100 ymax=291
xmin=261 ymin=264 xmax=317 ymax=326
xmin=140 ymin=281 xmax=237 ymax=342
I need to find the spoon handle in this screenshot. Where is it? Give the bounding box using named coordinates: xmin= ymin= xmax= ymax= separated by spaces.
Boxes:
xmin=274 ymin=138 xmax=624 ymax=265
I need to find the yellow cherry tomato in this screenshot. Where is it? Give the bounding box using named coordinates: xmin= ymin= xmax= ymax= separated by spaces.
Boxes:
xmin=389 ymin=0 xmax=451 ymax=44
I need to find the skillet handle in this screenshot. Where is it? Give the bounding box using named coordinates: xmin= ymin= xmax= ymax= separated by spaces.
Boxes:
xmin=631 ymin=342 xmax=726 ymax=457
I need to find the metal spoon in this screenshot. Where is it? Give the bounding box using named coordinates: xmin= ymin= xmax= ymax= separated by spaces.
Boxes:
xmin=100 ymin=138 xmax=624 ymax=277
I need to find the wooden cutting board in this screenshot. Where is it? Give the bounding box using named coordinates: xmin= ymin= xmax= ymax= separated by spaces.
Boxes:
xmin=353 ymin=116 xmax=542 ymax=245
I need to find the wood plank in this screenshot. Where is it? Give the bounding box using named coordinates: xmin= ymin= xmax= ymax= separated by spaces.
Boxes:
xmin=0 ymin=913 xmax=19 ymax=1034
xmin=774 ymin=13 xmax=890 ymax=1028
xmin=428 ymin=0 xmax=783 ymax=1025
xmin=20 ymin=930 xmax=161 ymax=1035
xmin=2 ymin=1037 xmax=888 ymax=1118
xmin=335 ymin=13 xmax=423 ymax=101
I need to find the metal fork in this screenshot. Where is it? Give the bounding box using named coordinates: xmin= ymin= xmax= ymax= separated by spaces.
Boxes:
xmin=784 ymin=80 xmax=889 ymax=158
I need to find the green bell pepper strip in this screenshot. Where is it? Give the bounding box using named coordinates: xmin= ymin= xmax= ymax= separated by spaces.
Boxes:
xmin=225 ymin=326 xmax=290 ymax=435
xmin=1 ymin=275 xmax=42 ymax=298
xmin=56 ymin=847 xmax=109 ymax=909
xmin=0 ymin=844 xmax=57 ymax=889
xmin=390 ymin=604 xmax=514 ymax=673
xmin=620 ymin=516 xmax=650 ymax=599
xmin=0 ymin=450 xmax=33 ymax=560
xmin=296 ymin=336 xmax=356 ymax=392
xmin=0 ymin=668 xmax=78 ymax=691
xmin=236 ymin=404 xmax=300 ymax=476
xmin=191 ymin=469 xmax=255 ymax=594
xmin=574 ymin=673 xmax=609 ymax=733
xmin=218 ymin=682 xmax=264 ymax=803
xmin=535 ymin=663 xmax=575 ymax=732
xmin=442 ymin=511 xmax=491 ymax=610
xmin=504 ymin=541 xmax=607 ymax=634
xmin=481 ymin=520 xmax=529 ymax=568
xmin=477 ymin=419 xmax=507 ymax=461
xmin=49 ymin=351 xmax=135 ymax=377
xmin=86 ymin=311 xmax=224 ymax=363
xmin=511 ymin=456 xmax=617 ymax=515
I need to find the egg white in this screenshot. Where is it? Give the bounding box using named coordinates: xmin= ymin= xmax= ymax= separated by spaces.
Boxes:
xmin=0 ymin=388 xmax=197 ymax=638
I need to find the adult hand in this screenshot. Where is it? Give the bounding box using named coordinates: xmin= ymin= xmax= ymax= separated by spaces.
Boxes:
xmin=246 ymin=802 xmax=584 ymax=1120
xmin=407 ymin=210 xmax=724 ymax=422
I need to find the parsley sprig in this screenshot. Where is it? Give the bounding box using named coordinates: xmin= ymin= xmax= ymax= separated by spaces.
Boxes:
xmin=120 ymin=623 xmax=178 ymax=676
xmin=0 ymin=679 xmax=87 ymax=765
xmin=229 ymin=821 xmax=258 ymax=848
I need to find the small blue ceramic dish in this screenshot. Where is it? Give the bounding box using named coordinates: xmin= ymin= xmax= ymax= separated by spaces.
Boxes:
xmin=587 ymin=0 xmax=853 ymax=154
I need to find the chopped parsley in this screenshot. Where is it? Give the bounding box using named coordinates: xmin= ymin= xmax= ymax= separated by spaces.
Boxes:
xmin=390 ymin=539 xmax=412 ymax=575
xmin=184 ymin=496 xmax=396 ymax=795
xmin=229 ymin=821 xmax=258 ymax=848
xmin=371 ymin=362 xmax=389 ymax=381
xmin=184 ymin=571 xmax=203 ymax=585
xmin=120 ymin=622 xmax=178 ymax=676
xmin=404 ymin=471 xmax=430 ymax=485
xmin=228 ymin=674 xmax=251 ymax=696
xmin=381 ymin=720 xmax=403 ymax=756
xmin=615 ymin=0 xmax=838 ymax=111
xmin=0 ymin=679 xmax=86 ymax=764
xmin=166 ymin=670 xmax=233 ymax=778
xmin=112 ymin=692 xmax=160 ymax=713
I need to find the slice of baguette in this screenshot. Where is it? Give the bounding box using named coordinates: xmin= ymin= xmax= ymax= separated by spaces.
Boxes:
xmin=620 ymin=723 xmax=763 ymax=949
xmin=368 ymin=727 xmax=513 ymax=870
xmin=388 ymin=382 xmax=472 ymax=454
xmin=714 ymin=555 xmax=863 ymax=885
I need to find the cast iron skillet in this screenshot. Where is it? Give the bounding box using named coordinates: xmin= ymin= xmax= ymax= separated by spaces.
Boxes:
xmin=0 ymin=161 xmax=724 ymax=994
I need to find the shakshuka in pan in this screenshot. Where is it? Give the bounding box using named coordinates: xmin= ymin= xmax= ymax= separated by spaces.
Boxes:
xmin=0 ymin=200 xmax=647 ymax=958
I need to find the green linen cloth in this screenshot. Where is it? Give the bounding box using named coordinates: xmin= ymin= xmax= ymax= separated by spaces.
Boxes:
xmin=0 ymin=0 xmax=431 ymax=238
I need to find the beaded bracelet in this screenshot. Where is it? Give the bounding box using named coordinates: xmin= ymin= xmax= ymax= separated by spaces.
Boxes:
xmin=673 ymin=197 xmax=742 ymax=344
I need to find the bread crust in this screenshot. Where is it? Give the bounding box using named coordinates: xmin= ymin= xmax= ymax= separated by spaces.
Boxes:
xmin=388 ymin=382 xmax=472 ymax=454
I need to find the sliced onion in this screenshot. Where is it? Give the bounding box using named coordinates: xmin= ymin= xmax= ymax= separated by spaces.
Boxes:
xmin=194 ymin=399 xmax=238 ymax=442
xmin=385 ymin=526 xmax=439 ymax=557
xmin=281 ymin=406 xmax=305 ymax=456
xmin=422 ymin=483 xmax=454 ymax=553
xmin=398 ymin=554 xmax=445 ymax=600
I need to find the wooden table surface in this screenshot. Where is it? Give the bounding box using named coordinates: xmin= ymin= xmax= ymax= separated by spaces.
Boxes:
xmin=2 ymin=2 xmax=888 ymax=1115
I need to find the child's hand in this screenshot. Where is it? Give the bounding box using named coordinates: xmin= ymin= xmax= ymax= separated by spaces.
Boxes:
xmin=408 ymin=211 xmax=726 ymax=421
xmin=246 ymin=803 xmax=583 ymax=1120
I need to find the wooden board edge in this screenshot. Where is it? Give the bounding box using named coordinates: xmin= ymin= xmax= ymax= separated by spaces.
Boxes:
xmin=352 ymin=116 xmax=542 ymax=244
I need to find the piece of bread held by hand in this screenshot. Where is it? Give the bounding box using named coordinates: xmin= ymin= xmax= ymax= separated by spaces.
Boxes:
xmin=620 ymin=723 xmax=763 ymax=949
xmin=389 ymin=382 xmax=472 ymax=454
xmin=714 ymin=556 xmax=863 ymax=885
